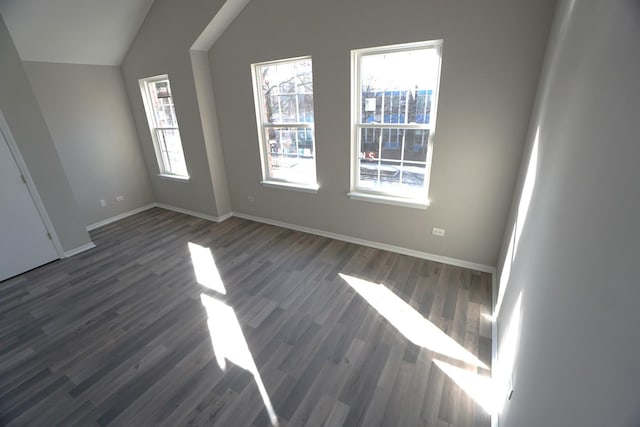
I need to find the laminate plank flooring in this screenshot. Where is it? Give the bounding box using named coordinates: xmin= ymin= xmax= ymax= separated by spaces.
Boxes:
xmin=0 ymin=208 xmax=493 ymax=426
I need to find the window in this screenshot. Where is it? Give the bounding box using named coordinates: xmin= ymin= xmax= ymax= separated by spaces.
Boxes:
xmin=139 ymin=75 xmax=188 ymax=179
xmin=350 ymin=41 xmax=443 ymax=208
xmin=252 ymin=57 xmax=318 ymax=191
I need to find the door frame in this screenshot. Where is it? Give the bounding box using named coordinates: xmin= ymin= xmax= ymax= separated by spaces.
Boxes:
xmin=0 ymin=109 xmax=65 ymax=259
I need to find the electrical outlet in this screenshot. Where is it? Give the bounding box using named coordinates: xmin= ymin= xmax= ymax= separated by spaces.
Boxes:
xmin=432 ymin=227 xmax=446 ymax=237
xmin=116 ymin=195 xmax=124 ymax=202
xmin=99 ymin=199 xmax=106 ymax=207
xmin=248 ymin=195 xmax=255 ymax=203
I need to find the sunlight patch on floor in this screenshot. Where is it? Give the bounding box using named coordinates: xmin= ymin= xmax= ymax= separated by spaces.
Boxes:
xmin=434 ymin=359 xmax=496 ymax=414
xmin=339 ymin=273 xmax=488 ymax=368
xmin=188 ymin=242 xmax=226 ymax=294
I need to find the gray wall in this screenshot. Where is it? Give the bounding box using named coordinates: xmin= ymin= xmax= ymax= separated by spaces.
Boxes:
xmin=121 ymin=0 xmax=230 ymax=218
xmin=191 ymin=50 xmax=232 ymax=216
xmin=0 ymin=15 xmax=91 ymax=251
xmin=496 ymin=0 xmax=640 ymax=425
xmin=209 ymin=0 xmax=557 ymax=267
xmin=23 ymin=61 xmax=155 ymax=227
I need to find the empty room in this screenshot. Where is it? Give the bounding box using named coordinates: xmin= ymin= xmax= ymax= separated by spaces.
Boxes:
xmin=1 ymin=0 xmax=639 ymax=426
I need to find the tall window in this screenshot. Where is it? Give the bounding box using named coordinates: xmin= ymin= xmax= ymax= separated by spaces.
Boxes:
xmin=139 ymin=75 xmax=188 ymax=178
xmin=351 ymin=41 xmax=443 ymax=207
xmin=252 ymin=57 xmax=317 ymax=190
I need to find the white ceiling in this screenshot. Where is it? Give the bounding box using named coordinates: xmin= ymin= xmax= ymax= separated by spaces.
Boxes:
xmin=0 ymin=0 xmax=155 ymax=65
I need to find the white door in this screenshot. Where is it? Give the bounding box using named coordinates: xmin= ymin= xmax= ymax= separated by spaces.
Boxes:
xmin=0 ymin=126 xmax=59 ymax=282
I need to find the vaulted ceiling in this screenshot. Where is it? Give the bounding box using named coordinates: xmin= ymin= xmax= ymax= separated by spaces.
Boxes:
xmin=0 ymin=0 xmax=155 ymax=65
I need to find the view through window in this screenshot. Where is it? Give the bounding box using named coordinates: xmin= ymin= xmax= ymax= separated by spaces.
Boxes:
xmin=352 ymin=41 xmax=442 ymax=205
xmin=252 ymin=57 xmax=317 ymax=188
xmin=139 ymin=75 xmax=188 ymax=178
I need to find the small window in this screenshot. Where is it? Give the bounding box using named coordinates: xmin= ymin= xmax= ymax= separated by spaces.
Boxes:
xmin=139 ymin=75 xmax=188 ymax=178
xmin=252 ymin=57 xmax=318 ymax=190
xmin=350 ymin=41 xmax=443 ymax=208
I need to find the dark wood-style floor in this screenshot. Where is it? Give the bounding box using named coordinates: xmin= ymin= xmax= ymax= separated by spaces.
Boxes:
xmin=0 ymin=208 xmax=492 ymax=427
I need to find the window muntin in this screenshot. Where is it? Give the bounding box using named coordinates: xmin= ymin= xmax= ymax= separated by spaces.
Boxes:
xmin=252 ymin=57 xmax=317 ymax=188
xmin=352 ymin=41 xmax=442 ymax=205
xmin=139 ymin=75 xmax=188 ymax=178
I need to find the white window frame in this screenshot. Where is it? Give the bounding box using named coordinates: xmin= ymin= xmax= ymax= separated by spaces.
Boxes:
xmin=251 ymin=56 xmax=319 ymax=192
xmin=139 ymin=74 xmax=189 ymax=180
xmin=349 ymin=40 xmax=443 ymax=209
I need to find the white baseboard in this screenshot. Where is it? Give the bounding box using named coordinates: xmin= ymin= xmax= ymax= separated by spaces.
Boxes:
xmin=86 ymin=204 xmax=156 ymax=231
xmin=89 ymin=202 xmax=494 ymax=272
xmin=155 ymin=203 xmax=232 ymax=223
xmin=64 ymin=242 xmax=96 ymax=258
xmin=86 ymin=204 xmax=494 ymax=272
xmin=232 ymin=211 xmax=496 ymax=274
xmin=216 ymin=211 xmax=234 ymax=222
xmin=86 ymin=203 xmax=233 ymax=233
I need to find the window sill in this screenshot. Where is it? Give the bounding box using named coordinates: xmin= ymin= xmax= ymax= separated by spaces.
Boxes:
xmin=347 ymin=191 xmax=430 ymax=210
xmin=260 ymin=180 xmax=319 ymax=194
xmin=158 ymin=173 xmax=190 ymax=183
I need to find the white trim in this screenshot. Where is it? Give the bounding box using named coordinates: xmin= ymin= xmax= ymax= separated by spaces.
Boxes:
xmin=350 ymin=40 xmax=443 ymax=206
xmin=232 ymin=211 xmax=495 ymax=274
xmin=0 ymin=109 xmax=65 ymax=259
xmin=191 ymin=0 xmax=251 ymax=51
xmin=86 ymin=203 xmax=232 ymax=232
xmin=348 ymin=191 xmax=429 ymax=210
xmin=139 ymin=75 xmax=189 ymax=178
xmin=64 ymin=242 xmax=96 ymax=258
xmin=147 ymin=204 xmax=494 ymax=272
xmin=157 ymin=173 xmax=190 ymax=182
xmin=86 ymin=204 xmax=156 ymax=231
xmin=261 ymin=180 xmax=319 ymax=194
xmin=155 ymin=203 xmax=231 ymax=223
xmin=251 ymin=56 xmax=318 ymax=187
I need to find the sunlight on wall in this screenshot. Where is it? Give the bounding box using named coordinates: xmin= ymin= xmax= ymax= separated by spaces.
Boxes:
xmin=494 ymin=291 xmax=523 ymax=414
xmin=514 ymin=128 xmax=539 ymax=257
xmin=493 ymin=227 xmax=515 ymax=320
xmin=494 ymin=128 xmax=539 ymax=320
xmin=188 ymin=242 xmax=226 ymax=294
xmin=339 ymin=273 xmax=488 ymax=368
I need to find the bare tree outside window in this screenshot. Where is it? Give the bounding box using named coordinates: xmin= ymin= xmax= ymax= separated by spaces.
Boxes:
xmin=252 ymin=57 xmax=317 ymax=188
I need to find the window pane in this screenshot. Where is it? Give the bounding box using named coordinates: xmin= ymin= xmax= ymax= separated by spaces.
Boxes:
xmin=413 ymin=90 xmax=432 ymax=125
xmin=156 ymin=128 xmax=187 ymax=176
xmin=380 ymin=128 xmax=402 ymax=160
xmin=294 ymin=61 xmax=313 ymax=93
xmin=403 ymin=129 xmax=430 ymax=162
xmin=352 ymin=42 xmax=441 ymax=203
xmin=264 ymin=127 xmax=315 ymax=184
xmin=278 ymin=94 xmax=298 ymax=123
xmin=257 ymin=59 xmax=314 ymax=124
xmin=141 ymin=75 xmax=188 ymax=178
xmin=265 ymin=93 xmax=281 ymax=123
xmin=360 ymin=128 xmax=425 ymax=162
xmin=150 ymin=80 xmax=179 ymax=127
xmin=360 ymin=48 xmax=439 ymax=125
xmin=399 ymin=163 xmax=426 ymax=187
xmin=298 ymin=94 xmax=314 ymax=122
xmin=359 ymin=160 xmax=401 ymax=189
xmin=358 ymin=159 xmax=426 ymax=198
xmin=360 ymin=127 xmax=381 ymax=159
